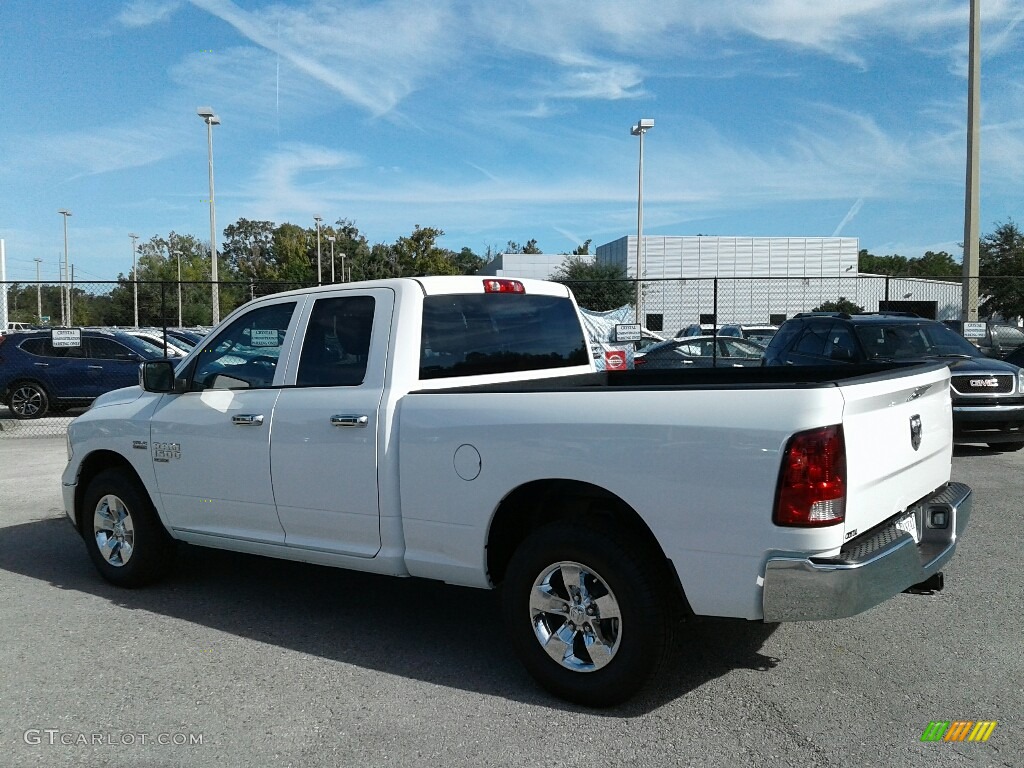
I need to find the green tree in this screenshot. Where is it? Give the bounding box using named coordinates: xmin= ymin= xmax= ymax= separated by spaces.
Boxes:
xmin=223 ymin=219 xmax=277 ymax=282
xmin=550 ymin=255 xmax=633 ymax=311
xmin=858 ymin=249 xmax=961 ymax=280
xmin=979 ymin=220 xmax=1024 ymax=319
xmin=572 ymin=239 xmax=593 ymax=256
xmin=812 ymin=297 xmax=865 ymax=314
xmin=393 ymin=226 xmax=460 ymax=276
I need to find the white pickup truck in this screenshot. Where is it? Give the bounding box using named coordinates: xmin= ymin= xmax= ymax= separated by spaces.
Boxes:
xmin=62 ymin=276 xmax=972 ymax=705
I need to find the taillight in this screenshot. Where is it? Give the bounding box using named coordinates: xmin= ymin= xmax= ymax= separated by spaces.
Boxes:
xmin=774 ymin=424 xmax=846 ymax=527
xmin=483 ymin=279 xmax=525 ymax=294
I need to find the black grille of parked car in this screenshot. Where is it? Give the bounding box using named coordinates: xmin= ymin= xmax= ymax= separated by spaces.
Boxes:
xmin=950 ymin=374 xmax=1015 ymax=395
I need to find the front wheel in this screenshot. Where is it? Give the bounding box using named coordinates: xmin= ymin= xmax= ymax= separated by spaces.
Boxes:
xmin=9 ymin=381 xmax=49 ymax=419
xmin=82 ymin=468 xmax=175 ymax=587
xmin=502 ymin=521 xmax=673 ymax=707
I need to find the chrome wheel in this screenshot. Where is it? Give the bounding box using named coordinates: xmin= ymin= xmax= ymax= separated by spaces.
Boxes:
xmin=10 ymin=383 xmax=46 ymax=419
xmin=529 ymin=560 xmax=622 ymax=672
xmin=93 ymin=494 xmax=135 ymax=567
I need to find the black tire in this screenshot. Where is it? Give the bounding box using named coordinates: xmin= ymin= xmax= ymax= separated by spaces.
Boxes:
xmin=9 ymin=381 xmax=49 ymax=419
xmin=988 ymin=441 xmax=1024 ymax=452
xmin=502 ymin=520 xmax=673 ymax=707
xmin=81 ymin=468 xmax=175 ymax=587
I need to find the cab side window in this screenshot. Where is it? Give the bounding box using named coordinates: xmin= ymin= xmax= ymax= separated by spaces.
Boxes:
xmin=792 ymin=322 xmax=832 ymax=360
xmin=191 ymin=302 xmax=297 ymax=390
xmin=296 ymin=296 xmax=375 ymax=387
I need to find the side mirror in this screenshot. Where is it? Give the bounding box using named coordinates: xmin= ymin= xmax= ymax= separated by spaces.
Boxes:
xmin=139 ymin=359 xmax=185 ymax=393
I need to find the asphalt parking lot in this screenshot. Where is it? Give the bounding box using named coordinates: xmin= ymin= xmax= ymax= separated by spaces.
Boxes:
xmin=0 ymin=430 xmax=1021 ymax=768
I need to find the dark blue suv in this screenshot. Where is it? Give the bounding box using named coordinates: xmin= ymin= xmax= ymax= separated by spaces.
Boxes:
xmin=0 ymin=329 xmax=163 ymax=419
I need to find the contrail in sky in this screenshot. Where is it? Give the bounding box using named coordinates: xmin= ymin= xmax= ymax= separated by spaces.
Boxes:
xmin=832 ymin=197 xmax=864 ymax=237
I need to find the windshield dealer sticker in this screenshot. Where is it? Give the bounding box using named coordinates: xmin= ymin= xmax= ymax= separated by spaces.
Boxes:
xmin=250 ymin=329 xmax=279 ymax=347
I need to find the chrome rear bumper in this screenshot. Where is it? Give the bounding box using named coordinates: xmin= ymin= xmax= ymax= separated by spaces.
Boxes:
xmin=762 ymin=482 xmax=972 ymax=622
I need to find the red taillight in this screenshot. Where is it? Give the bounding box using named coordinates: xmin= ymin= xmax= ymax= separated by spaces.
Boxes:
xmin=482 ymin=279 xmax=525 ymax=294
xmin=773 ymin=424 xmax=846 ymax=527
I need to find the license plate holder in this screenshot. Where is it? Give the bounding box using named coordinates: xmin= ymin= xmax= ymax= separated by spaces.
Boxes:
xmin=895 ymin=512 xmax=919 ymax=543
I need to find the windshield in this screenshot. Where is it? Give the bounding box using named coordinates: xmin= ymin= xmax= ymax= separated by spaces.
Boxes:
xmin=854 ymin=322 xmax=981 ymax=360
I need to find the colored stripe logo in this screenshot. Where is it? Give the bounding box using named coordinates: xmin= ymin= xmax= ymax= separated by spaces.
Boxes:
xmin=921 ymin=721 xmax=997 ymax=742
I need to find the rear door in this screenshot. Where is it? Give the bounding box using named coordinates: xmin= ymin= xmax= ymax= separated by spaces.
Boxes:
xmin=270 ymin=287 xmax=394 ymax=557
xmin=82 ymin=336 xmax=145 ymax=397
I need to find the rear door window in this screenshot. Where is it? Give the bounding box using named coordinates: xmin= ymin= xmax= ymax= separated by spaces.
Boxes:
xmin=296 ymin=296 xmax=375 ymax=387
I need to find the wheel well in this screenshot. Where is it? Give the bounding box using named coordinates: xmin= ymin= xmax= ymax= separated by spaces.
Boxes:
xmin=485 ymin=479 xmax=689 ymax=609
xmin=74 ymin=451 xmax=145 ymax=535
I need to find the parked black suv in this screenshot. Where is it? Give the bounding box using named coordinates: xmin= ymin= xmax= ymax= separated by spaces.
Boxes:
xmin=763 ymin=312 xmax=1024 ymax=450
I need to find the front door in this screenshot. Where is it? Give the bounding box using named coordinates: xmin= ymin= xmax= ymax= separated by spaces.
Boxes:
xmin=149 ymin=299 xmax=300 ymax=544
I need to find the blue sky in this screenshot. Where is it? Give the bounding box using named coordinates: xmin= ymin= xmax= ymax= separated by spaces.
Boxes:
xmin=1 ymin=0 xmax=1022 ymax=282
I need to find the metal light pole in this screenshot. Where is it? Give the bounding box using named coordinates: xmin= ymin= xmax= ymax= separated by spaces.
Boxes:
xmin=58 ymin=209 xmax=72 ymax=325
xmin=33 ymin=258 xmax=42 ymax=322
xmin=340 ymin=252 xmax=347 ymax=283
xmin=129 ymin=233 xmax=139 ymax=327
xmin=314 ymin=216 xmax=323 ymax=285
xmin=631 ymin=118 xmax=654 ymax=326
xmin=197 ymin=107 xmax=221 ymax=324
xmin=175 ymin=251 xmax=183 ymax=327
xmin=962 ymin=0 xmax=981 ymax=321
xmin=326 ymin=235 xmax=336 ymax=282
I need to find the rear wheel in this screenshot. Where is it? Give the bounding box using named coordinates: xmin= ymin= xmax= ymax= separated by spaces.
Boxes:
xmin=988 ymin=441 xmax=1024 ymax=452
xmin=9 ymin=381 xmax=49 ymax=419
xmin=502 ymin=520 xmax=674 ymax=707
xmin=82 ymin=468 xmax=175 ymax=587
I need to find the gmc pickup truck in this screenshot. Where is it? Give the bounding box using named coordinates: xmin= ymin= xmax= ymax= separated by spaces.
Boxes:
xmin=62 ymin=277 xmax=972 ymax=706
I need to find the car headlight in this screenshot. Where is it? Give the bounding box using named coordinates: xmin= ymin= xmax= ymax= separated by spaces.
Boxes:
xmin=1019 ymin=370 xmax=1024 ymax=395
xmin=66 ymin=430 xmax=74 ymax=461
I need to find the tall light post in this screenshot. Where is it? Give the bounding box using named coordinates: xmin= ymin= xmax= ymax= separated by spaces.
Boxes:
xmin=340 ymin=252 xmax=347 ymax=283
xmin=962 ymin=0 xmax=981 ymax=321
xmin=33 ymin=258 xmax=42 ymax=323
xmin=630 ymin=118 xmax=654 ymax=326
xmin=58 ymin=209 xmax=72 ymax=325
xmin=313 ymin=216 xmax=323 ymax=285
xmin=326 ymin=235 xmax=336 ymax=283
xmin=129 ymin=233 xmax=139 ymax=327
xmin=174 ymin=251 xmax=183 ymax=327
xmin=197 ymin=107 xmax=221 ymax=324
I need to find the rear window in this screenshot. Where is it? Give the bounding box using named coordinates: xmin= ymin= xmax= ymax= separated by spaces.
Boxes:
xmin=419 ymin=294 xmax=588 ymax=380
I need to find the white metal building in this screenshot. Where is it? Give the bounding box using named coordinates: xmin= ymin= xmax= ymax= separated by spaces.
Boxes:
xmin=478 ymin=235 xmax=964 ymax=332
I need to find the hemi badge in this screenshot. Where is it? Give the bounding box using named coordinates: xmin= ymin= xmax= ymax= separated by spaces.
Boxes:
xmin=132 ymin=441 xmax=148 ymax=450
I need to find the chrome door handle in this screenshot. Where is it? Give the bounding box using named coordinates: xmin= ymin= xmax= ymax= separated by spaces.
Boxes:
xmin=88 ymin=365 xmax=103 ymax=370
xmin=232 ymin=414 xmax=265 ymax=426
xmin=331 ymin=414 xmax=369 ymax=428
xmin=33 ymin=362 xmax=49 ymax=367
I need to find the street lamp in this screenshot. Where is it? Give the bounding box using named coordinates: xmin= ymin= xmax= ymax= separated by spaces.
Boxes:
xmin=630 ymin=118 xmax=654 ymax=326
xmin=58 ymin=209 xmax=72 ymax=326
xmin=314 ymin=216 xmax=323 ymax=286
xmin=326 ymin=235 xmax=336 ymax=283
xmin=129 ymin=233 xmax=139 ymax=327
xmin=340 ymin=252 xmax=347 ymax=283
xmin=197 ymin=107 xmax=221 ymax=324
xmin=174 ymin=251 xmax=183 ymax=327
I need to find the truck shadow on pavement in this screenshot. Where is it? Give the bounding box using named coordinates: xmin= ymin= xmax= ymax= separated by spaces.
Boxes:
xmin=0 ymin=516 xmax=780 ymax=715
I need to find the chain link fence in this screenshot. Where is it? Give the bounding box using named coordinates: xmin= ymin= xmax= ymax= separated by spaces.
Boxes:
xmin=0 ymin=274 xmax=1006 ymax=438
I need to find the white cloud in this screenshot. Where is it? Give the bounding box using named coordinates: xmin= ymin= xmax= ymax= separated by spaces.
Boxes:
xmin=116 ymin=0 xmax=183 ymax=28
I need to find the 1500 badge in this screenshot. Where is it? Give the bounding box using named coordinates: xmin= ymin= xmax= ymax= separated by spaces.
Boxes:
xmin=153 ymin=442 xmax=181 ymax=462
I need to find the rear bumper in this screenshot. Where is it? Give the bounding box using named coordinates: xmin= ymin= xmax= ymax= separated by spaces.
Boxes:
xmin=762 ymin=482 xmax=972 ymax=622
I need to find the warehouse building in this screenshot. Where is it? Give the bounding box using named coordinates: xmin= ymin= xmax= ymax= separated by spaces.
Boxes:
xmin=481 ymin=235 xmax=963 ymax=333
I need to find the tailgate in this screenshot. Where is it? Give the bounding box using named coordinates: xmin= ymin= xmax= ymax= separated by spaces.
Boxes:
xmin=839 ymin=363 xmax=953 ymax=541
